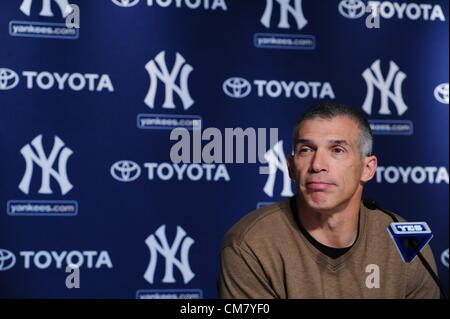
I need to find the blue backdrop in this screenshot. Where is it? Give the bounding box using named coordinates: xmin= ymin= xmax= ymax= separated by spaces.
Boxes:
xmin=0 ymin=0 xmax=448 ymax=298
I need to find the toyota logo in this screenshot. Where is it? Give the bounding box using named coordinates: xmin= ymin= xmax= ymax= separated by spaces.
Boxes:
xmin=111 ymin=160 xmax=141 ymax=182
xmin=223 ymin=77 xmax=251 ymax=98
xmin=111 ymin=0 xmax=140 ymax=7
xmin=0 ymin=68 xmax=19 ymax=90
xmin=434 ymin=83 xmax=449 ymax=105
xmin=441 ymin=249 xmax=449 ymax=268
xmin=339 ymin=0 xmax=366 ymax=19
xmin=0 ymin=249 xmax=16 ymax=271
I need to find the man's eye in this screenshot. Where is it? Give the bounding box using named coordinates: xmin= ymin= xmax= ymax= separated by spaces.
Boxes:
xmin=298 ymin=147 xmax=311 ymax=154
xmin=333 ymin=148 xmax=345 ymax=154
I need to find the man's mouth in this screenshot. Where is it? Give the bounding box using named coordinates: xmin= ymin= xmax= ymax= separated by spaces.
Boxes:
xmin=305 ymin=181 xmax=334 ymax=191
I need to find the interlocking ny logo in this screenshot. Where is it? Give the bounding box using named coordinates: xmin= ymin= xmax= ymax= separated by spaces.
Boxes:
xmin=263 ymin=140 xmax=293 ymax=198
xmin=261 ymin=0 xmax=307 ymax=30
xmin=144 ymin=51 xmax=194 ymax=110
xmin=362 ymin=59 xmax=408 ymax=116
xmin=19 ymin=135 xmax=73 ymax=195
xmin=20 ymin=0 xmax=73 ymax=18
xmin=144 ymin=225 xmax=195 ymax=284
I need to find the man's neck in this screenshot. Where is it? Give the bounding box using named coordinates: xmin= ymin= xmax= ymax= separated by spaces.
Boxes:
xmin=297 ymin=196 xmax=360 ymax=249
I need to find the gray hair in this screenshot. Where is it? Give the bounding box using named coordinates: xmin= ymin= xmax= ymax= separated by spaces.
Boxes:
xmin=292 ymin=103 xmax=373 ymax=158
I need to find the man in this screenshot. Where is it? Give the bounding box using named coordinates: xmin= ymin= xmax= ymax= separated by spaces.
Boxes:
xmin=218 ymin=103 xmax=440 ymax=299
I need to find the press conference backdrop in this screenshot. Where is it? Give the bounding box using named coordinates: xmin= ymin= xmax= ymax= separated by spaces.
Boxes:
xmin=0 ymin=0 xmax=448 ymax=298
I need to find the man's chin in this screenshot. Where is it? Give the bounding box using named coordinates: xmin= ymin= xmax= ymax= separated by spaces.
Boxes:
xmin=303 ymin=196 xmax=337 ymax=212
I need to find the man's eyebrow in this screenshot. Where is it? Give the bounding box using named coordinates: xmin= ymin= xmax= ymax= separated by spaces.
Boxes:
xmin=328 ymin=139 xmax=351 ymax=147
xmin=295 ymin=139 xmax=312 ymax=145
xmin=295 ymin=139 xmax=351 ymax=146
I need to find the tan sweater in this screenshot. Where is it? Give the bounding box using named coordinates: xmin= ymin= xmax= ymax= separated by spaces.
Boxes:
xmin=219 ymin=199 xmax=440 ymax=299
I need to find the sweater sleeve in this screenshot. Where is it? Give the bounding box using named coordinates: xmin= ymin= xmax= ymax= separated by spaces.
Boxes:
xmin=405 ymin=244 xmax=441 ymax=299
xmin=218 ymin=244 xmax=278 ymax=299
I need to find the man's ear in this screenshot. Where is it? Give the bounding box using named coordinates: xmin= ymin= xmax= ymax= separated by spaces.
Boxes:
xmin=287 ymin=154 xmax=295 ymax=180
xmin=361 ymin=155 xmax=377 ymax=183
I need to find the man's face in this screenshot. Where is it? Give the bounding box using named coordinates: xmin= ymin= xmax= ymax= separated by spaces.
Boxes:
xmin=288 ymin=116 xmax=376 ymax=212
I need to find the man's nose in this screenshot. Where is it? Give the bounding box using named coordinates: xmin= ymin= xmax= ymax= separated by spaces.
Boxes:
xmin=309 ymin=149 xmax=328 ymax=173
